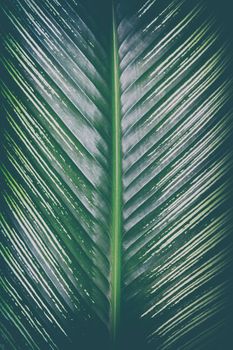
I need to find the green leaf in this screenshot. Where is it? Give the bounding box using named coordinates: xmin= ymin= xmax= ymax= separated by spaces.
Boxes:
xmin=0 ymin=0 xmax=233 ymax=349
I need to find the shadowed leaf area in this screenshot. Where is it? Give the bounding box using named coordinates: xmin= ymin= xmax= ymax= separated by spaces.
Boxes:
xmin=0 ymin=0 xmax=233 ymax=349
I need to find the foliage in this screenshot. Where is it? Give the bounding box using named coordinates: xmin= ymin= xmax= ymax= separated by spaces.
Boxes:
xmin=0 ymin=0 xmax=233 ymax=349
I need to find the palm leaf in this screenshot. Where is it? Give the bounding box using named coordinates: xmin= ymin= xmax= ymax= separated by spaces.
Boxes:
xmin=0 ymin=0 xmax=233 ymax=349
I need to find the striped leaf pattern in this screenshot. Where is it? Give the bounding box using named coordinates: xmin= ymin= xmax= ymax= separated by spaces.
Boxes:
xmin=118 ymin=0 xmax=233 ymax=348
xmin=0 ymin=0 xmax=111 ymax=348
xmin=1 ymin=0 xmax=233 ymax=349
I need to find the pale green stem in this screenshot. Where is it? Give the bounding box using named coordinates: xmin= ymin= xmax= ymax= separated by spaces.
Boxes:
xmin=110 ymin=1 xmax=122 ymax=346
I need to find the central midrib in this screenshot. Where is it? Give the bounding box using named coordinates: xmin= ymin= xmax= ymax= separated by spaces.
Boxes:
xmin=111 ymin=1 xmax=122 ymax=346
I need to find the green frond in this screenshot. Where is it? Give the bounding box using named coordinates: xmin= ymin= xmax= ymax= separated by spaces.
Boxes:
xmin=0 ymin=0 xmax=233 ymax=349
